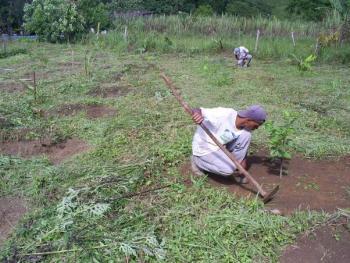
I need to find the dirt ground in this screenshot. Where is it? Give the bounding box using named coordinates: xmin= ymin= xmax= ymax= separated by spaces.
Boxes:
xmin=0 ymin=198 xmax=27 ymax=247
xmin=280 ymin=221 xmax=350 ymax=263
xmin=181 ymin=150 xmax=350 ymax=215
xmin=46 ymin=103 xmax=117 ymax=119
xmin=88 ymin=85 xmax=131 ymax=98
xmin=181 ymin=150 xmax=350 ymax=262
xmin=0 ymin=138 xmax=90 ymax=164
xmin=0 ymin=82 xmax=24 ymax=92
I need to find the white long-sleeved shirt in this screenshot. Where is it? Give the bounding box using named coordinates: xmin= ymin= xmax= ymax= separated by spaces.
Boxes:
xmin=192 ymin=107 xmax=251 ymax=158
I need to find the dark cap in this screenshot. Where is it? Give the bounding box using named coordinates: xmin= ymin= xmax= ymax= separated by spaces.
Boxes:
xmin=238 ymin=105 xmax=267 ymax=124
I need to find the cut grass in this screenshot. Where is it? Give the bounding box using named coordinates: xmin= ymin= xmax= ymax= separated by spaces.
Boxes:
xmin=0 ymin=37 xmax=349 ymax=262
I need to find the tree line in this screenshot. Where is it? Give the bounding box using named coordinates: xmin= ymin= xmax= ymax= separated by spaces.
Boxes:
xmin=1 ymin=0 xmax=349 ymax=35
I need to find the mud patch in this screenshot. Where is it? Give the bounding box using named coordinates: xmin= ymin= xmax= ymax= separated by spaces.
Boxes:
xmin=47 ymin=103 xmax=116 ymax=119
xmin=0 ymin=82 xmax=24 ymax=92
xmin=280 ymin=221 xmax=350 ymax=263
xmin=0 ymin=197 xmax=27 ymax=246
xmin=0 ymin=138 xmax=90 ymax=165
xmin=180 ymin=150 xmax=350 ymax=214
xmin=88 ymin=85 xmax=131 ymax=98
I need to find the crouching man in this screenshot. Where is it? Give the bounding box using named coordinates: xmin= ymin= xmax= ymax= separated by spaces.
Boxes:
xmin=191 ymin=105 xmax=266 ymax=183
xmin=233 ymin=46 xmax=252 ymax=67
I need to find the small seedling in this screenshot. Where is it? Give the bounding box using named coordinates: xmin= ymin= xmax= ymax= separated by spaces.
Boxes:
xmin=84 ymin=49 xmax=94 ymax=78
xmin=19 ymin=72 xmax=38 ymax=102
xmin=265 ymin=111 xmax=297 ymax=178
xmin=212 ymin=38 xmax=224 ymax=50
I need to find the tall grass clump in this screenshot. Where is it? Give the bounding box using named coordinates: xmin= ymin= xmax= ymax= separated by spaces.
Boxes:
xmin=87 ymin=14 xmax=350 ymax=62
xmin=113 ymin=14 xmax=338 ymax=38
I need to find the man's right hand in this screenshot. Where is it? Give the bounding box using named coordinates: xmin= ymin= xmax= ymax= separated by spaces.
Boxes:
xmin=192 ymin=108 xmax=204 ymax=124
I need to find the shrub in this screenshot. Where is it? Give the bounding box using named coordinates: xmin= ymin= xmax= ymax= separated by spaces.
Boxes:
xmin=0 ymin=48 xmax=28 ymax=59
xmin=292 ymin=54 xmax=317 ymax=72
xmin=23 ymin=0 xmax=85 ymax=42
xmin=193 ymin=4 xmax=214 ymax=17
xmin=77 ymin=0 xmax=110 ymax=30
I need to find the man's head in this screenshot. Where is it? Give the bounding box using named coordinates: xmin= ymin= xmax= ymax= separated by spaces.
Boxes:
xmin=233 ymin=48 xmax=240 ymax=55
xmin=237 ymin=105 xmax=267 ymax=130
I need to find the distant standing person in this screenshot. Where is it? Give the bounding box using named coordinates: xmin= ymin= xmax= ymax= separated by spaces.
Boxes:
xmin=233 ymin=46 xmax=252 ymax=67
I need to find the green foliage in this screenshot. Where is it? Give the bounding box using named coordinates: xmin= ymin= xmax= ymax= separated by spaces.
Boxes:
xmin=110 ymin=0 xmax=144 ymax=12
xmin=265 ymin=111 xmax=297 ymax=161
xmin=226 ymin=0 xmax=272 ymax=17
xmin=193 ymin=4 xmax=214 ymax=16
xmin=0 ymin=0 xmax=27 ymax=33
xmin=23 ymin=0 xmax=85 ymax=42
xmin=77 ymin=0 xmax=110 ymax=30
xmin=0 ymin=47 xmax=27 ymax=59
xmin=329 ymin=0 xmax=350 ymax=17
xmin=286 ymin=0 xmax=331 ymax=21
xmin=292 ymin=54 xmax=317 ymax=72
xmin=1 ymin=35 xmax=350 ymax=261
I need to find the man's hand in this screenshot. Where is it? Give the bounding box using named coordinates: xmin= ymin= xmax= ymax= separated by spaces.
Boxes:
xmin=192 ymin=108 xmax=204 ymax=124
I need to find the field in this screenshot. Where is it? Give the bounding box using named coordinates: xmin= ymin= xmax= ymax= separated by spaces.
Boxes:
xmin=1 ymin=17 xmax=350 ymax=262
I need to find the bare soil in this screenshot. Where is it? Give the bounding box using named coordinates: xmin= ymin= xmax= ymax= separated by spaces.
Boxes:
xmin=181 ymin=151 xmax=350 ymax=262
xmin=0 ymin=138 xmax=90 ymax=164
xmin=280 ymin=221 xmax=350 ymax=263
xmin=0 ymin=82 xmax=24 ymax=92
xmin=180 ymin=150 xmax=350 ymax=214
xmin=0 ymin=197 xmax=27 ymax=246
xmin=47 ymin=103 xmax=116 ymax=119
xmin=88 ymin=85 xmax=131 ymax=98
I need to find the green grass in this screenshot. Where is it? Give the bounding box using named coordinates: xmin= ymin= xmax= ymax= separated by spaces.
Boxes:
xmin=0 ymin=35 xmax=349 ymax=261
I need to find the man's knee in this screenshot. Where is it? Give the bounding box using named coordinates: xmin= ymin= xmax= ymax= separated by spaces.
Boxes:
xmin=217 ymin=166 xmax=236 ymax=176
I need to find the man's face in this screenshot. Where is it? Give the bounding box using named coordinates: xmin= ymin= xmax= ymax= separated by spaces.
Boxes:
xmin=245 ymin=119 xmax=263 ymax=131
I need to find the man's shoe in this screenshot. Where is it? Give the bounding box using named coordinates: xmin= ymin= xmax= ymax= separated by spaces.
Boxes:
xmin=191 ymin=156 xmax=205 ymax=176
xmin=235 ymin=175 xmax=248 ymax=184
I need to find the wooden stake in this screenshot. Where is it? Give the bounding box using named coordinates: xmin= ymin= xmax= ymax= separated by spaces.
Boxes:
xmin=124 ymin=26 xmax=128 ymax=42
xmin=291 ymin=31 xmax=296 ymax=47
xmin=254 ymin=29 xmax=260 ymax=52
xmin=33 ymin=71 xmax=37 ymax=101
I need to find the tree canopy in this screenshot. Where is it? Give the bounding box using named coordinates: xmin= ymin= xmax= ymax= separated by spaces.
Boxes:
xmin=2 ymin=0 xmax=350 ymax=35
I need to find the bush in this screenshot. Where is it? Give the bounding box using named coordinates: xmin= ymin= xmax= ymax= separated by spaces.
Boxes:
xmin=77 ymin=0 xmax=110 ymax=30
xmin=23 ymin=0 xmax=85 ymax=42
xmin=225 ymin=0 xmax=271 ymax=17
xmin=193 ymin=4 xmax=214 ymax=17
xmin=0 ymin=48 xmax=28 ymax=59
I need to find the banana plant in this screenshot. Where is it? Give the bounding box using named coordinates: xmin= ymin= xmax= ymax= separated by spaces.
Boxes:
xmin=292 ymin=54 xmax=317 ymax=72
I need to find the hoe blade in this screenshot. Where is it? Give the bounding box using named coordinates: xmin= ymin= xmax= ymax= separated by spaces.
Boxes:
xmin=263 ymin=185 xmax=280 ymax=204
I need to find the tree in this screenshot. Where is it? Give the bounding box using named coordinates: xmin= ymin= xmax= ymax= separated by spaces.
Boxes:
xmin=77 ymin=0 xmax=110 ymax=30
xmin=23 ymin=0 xmax=85 ymax=42
xmin=225 ymin=0 xmax=272 ymax=17
xmin=0 ymin=0 xmax=30 ymax=33
xmin=329 ymin=0 xmax=350 ymax=42
xmin=286 ymin=0 xmax=331 ymax=21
